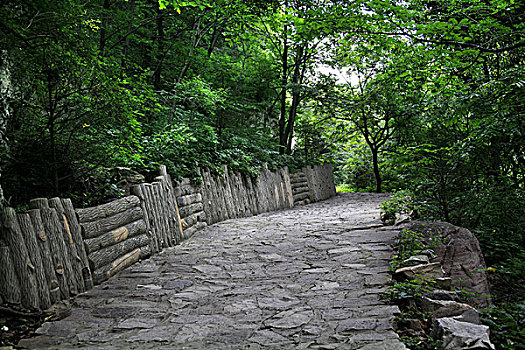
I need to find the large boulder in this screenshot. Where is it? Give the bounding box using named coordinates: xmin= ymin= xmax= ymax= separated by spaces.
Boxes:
xmin=404 ymin=222 xmax=491 ymax=306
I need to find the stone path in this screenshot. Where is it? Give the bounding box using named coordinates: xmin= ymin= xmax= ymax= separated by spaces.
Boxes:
xmin=20 ymin=193 xmax=406 ymax=350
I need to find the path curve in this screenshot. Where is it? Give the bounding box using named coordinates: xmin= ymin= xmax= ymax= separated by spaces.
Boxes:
xmin=20 ymin=193 xmax=406 ymax=350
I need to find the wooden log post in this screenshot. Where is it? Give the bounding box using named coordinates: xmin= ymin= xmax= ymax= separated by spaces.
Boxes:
xmin=130 ymin=185 xmax=159 ymax=254
xmin=49 ymin=198 xmax=85 ymax=294
xmin=154 ymin=176 xmax=176 ymax=246
xmin=38 ymin=206 xmax=75 ymax=298
xmin=0 ymin=246 xmax=22 ymax=306
xmin=158 ymin=165 xmax=184 ymax=243
xmin=1 ymin=208 xmax=40 ymax=311
xmin=28 ymin=210 xmax=61 ymax=303
xmin=144 ymin=184 xmax=163 ymax=249
xmin=17 ymin=213 xmax=52 ymax=310
xmin=60 ymin=198 xmax=93 ymax=290
xmin=151 ymin=183 xmax=170 ymax=248
xmin=199 ymin=169 xmax=212 ymax=225
xmin=29 ymin=198 xmax=49 ymax=210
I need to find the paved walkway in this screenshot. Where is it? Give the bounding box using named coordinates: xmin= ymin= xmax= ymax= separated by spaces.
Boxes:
xmin=20 ymin=193 xmax=406 ymax=349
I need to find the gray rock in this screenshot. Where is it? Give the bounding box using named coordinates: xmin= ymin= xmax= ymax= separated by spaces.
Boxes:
xmin=249 ymin=330 xmax=292 ymax=346
xmin=358 ymin=340 xmax=409 ymax=350
xmin=418 ymin=297 xmax=457 ymax=312
xmin=394 ymin=262 xmax=444 ymax=281
xmin=432 ymin=317 xmax=495 ymax=349
xmin=402 ymin=254 xmax=430 ymax=266
xmin=432 ymin=303 xmax=480 ymax=325
xmin=264 ymin=309 xmax=314 ymax=329
xmin=424 ymin=289 xmax=459 ymax=301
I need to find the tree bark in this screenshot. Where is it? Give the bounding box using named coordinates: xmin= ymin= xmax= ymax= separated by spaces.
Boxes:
xmin=0 ymin=246 xmax=21 ymax=306
xmin=80 ymin=206 xmax=143 ymax=239
xmin=49 ymin=198 xmax=85 ymax=294
xmin=1 ymin=208 xmax=40 ymax=311
xmin=28 ymin=209 xmax=60 ymax=303
xmin=61 ymin=198 xmax=93 ymax=290
xmin=93 ymin=247 xmax=141 ymax=284
xmin=371 ymin=147 xmax=382 ymax=193
xmin=88 ymin=234 xmax=149 ymax=271
xmin=16 ymin=213 xmax=52 ymax=310
xmin=84 ymin=219 xmax=146 ymax=254
xmin=39 ymin=207 xmax=77 ymax=298
xmin=284 ymin=45 xmax=304 ymax=154
xmin=278 ymin=12 xmax=289 ymax=155
xmin=76 ymin=196 xmax=140 ymax=223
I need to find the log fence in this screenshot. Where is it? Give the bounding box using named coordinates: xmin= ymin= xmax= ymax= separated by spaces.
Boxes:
xmin=0 ymin=163 xmax=336 ymax=313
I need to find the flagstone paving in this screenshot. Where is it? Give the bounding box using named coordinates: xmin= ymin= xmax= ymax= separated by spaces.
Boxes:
xmin=19 ymin=193 xmax=407 ymax=350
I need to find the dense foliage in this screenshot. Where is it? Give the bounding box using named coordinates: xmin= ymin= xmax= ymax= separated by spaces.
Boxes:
xmin=1 ymin=1 xmax=523 ymax=346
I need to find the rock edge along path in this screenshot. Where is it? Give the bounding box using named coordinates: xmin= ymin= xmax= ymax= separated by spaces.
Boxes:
xmin=20 ymin=193 xmax=407 ymax=350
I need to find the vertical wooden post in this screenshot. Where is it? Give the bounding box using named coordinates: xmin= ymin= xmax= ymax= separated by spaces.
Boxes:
xmin=49 ymin=198 xmax=85 ymax=294
xmin=0 ymin=246 xmax=22 ymax=306
xmin=28 ymin=209 xmax=61 ymax=303
xmin=158 ymin=166 xmax=184 ymax=242
xmin=17 ymin=213 xmax=52 ymax=310
xmin=61 ymin=198 xmax=93 ymax=290
xmin=1 ymin=208 xmax=40 ymax=311
xmin=131 ymin=185 xmax=159 ymax=254
xmin=38 ymin=205 xmax=75 ymax=298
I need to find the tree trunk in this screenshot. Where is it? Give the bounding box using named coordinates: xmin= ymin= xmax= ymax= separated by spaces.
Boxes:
xmin=284 ymin=45 xmax=304 ymax=155
xmin=278 ymin=2 xmax=289 ymax=155
xmin=99 ymin=0 xmax=111 ymax=53
xmin=372 ymin=147 xmax=382 ymax=193
xmin=153 ymin=6 xmax=164 ymax=90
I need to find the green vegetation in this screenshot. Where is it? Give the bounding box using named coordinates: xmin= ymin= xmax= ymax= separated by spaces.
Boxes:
xmin=382 ymin=228 xmax=441 ymax=349
xmin=1 ymin=0 xmax=523 ymax=346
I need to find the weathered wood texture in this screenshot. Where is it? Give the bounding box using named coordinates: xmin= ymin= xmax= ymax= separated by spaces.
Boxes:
xmin=0 ymin=246 xmax=22 ymax=306
xmin=77 ymin=194 xmax=151 ymax=285
xmin=16 ymin=213 xmax=52 ymax=310
xmin=130 ymin=184 xmax=158 ymax=254
xmin=49 ymin=198 xmax=85 ymax=294
xmin=0 ymin=163 xmax=335 ymax=313
xmin=84 ymin=220 xmax=146 ymax=254
xmin=290 ymin=171 xmax=311 ymax=206
xmin=76 ymin=196 xmax=140 ymax=223
xmin=93 ymin=247 xmax=143 ymax=284
xmin=89 ymin=234 xmax=149 ymax=271
xmin=200 ymin=165 xmax=294 ymax=225
xmin=28 ymin=210 xmax=60 ymax=304
xmin=61 ymin=199 xmax=93 ymax=290
xmin=1 ymin=208 xmax=40 ymax=311
xmin=303 ymin=164 xmax=336 ymax=202
xmin=38 ymin=207 xmax=77 ymax=298
xmin=80 ymin=206 xmax=143 ymax=239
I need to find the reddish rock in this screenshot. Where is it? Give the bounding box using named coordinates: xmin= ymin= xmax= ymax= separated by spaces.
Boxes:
xmin=405 ymin=222 xmax=491 ymax=306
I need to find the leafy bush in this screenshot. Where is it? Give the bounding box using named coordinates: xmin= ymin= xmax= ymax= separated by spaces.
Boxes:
xmin=481 ymin=302 xmax=525 ymax=350
xmin=380 ymin=190 xmax=417 ymax=225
